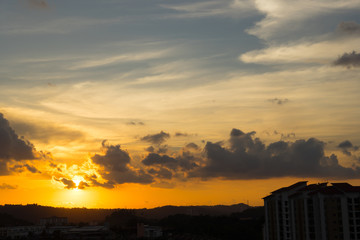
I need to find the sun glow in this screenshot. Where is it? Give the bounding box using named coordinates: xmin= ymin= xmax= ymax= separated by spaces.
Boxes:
xmin=72 ymin=176 xmax=83 ymax=189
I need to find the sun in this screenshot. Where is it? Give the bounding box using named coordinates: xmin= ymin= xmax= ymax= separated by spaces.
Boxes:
xmin=72 ymin=176 xmax=83 ymax=189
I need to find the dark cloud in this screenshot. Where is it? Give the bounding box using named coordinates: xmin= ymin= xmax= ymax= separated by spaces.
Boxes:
xmin=281 ymin=133 xmax=296 ymax=140
xmin=338 ymin=140 xmax=359 ymax=156
xmin=24 ymin=164 xmax=41 ymax=173
xmin=0 ymin=113 xmax=36 ymax=163
xmin=91 ymin=140 xmax=153 ymax=187
xmin=0 ymin=183 xmax=17 ymax=190
xmin=92 ymin=140 xmax=130 ymax=172
xmin=157 ymin=145 xmax=168 ymax=154
xmin=334 ymin=51 xmax=360 ymax=68
xmin=142 ymin=152 xmax=199 ymax=173
xmin=8 ymin=163 xmax=41 ymax=174
xmin=175 ymin=132 xmax=188 ymax=137
xmin=0 ymin=161 xmax=8 ymax=175
xmin=49 ymin=162 xmax=57 ymax=168
xmin=268 ymin=98 xmax=289 ymax=105
xmin=189 ymin=128 xmax=360 ymax=180
xmin=145 ymin=146 xmax=155 ymax=153
xmin=78 ymin=181 xmax=90 ymax=190
xmin=271 ymin=130 xmax=296 ymax=140
xmin=126 ymin=121 xmax=145 ymax=126
xmin=39 ymin=151 xmax=53 ymax=160
xmin=8 ymin=164 xmax=24 ymax=173
xmin=336 ymin=21 xmax=360 ymax=35
xmin=230 ymin=128 xmax=245 ymax=137
xmin=55 ymin=177 xmax=76 ymax=189
xmin=142 ymin=153 xmax=178 ymax=170
xmin=141 ymin=131 xmax=170 ymax=145
xmin=148 ymin=168 xmax=173 ymax=180
xmin=85 ymin=174 xmax=115 ymax=189
xmin=338 ymin=140 xmax=353 ymax=148
xmin=145 ymin=145 xmax=168 ymax=154
xmin=185 ymin=143 xmax=199 ymax=150
xmin=61 ymin=178 xmax=76 ymax=189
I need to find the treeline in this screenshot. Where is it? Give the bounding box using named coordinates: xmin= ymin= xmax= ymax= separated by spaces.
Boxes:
xmin=0 ymin=205 xmax=115 ymax=224
xmin=106 ymin=207 xmax=264 ymax=240
xmin=0 ymin=203 xmax=250 ymax=224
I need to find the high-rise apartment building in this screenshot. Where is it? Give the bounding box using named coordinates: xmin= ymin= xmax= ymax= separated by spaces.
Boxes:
xmin=264 ymin=182 xmax=360 ymax=240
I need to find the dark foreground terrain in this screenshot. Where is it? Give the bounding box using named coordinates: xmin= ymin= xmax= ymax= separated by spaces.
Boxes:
xmin=0 ymin=204 xmax=264 ymax=240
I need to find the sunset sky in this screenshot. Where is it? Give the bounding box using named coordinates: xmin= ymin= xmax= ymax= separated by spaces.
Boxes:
xmin=1 ymin=0 xmax=360 ymax=209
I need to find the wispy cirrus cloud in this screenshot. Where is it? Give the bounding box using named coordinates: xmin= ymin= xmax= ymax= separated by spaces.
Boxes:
xmin=240 ymin=37 xmax=360 ymax=65
xmin=247 ymin=0 xmax=360 ymax=40
xmin=160 ymin=0 xmax=256 ymax=19
xmin=0 ymin=17 xmax=122 ymax=35
xmin=69 ymin=50 xmax=171 ymax=70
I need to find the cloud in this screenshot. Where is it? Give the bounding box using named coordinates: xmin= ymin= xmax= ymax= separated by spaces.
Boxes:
xmin=70 ymin=50 xmax=169 ymax=70
xmin=27 ymin=0 xmax=48 ymax=9
xmin=338 ymin=140 xmax=359 ymax=156
xmin=77 ymin=181 xmax=90 ymax=190
xmin=271 ymin=130 xmax=296 ymax=140
xmin=148 ymin=168 xmax=173 ymax=180
xmin=49 ymin=162 xmax=57 ymax=168
xmin=338 ymin=140 xmax=353 ymax=148
xmin=175 ymin=132 xmax=188 ymax=137
xmin=56 ymin=177 xmax=76 ymax=189
xmin=126 ymin=121 xmax=145 ymax=126
xmin=185 ymin=143 xmax=199 ymax=150
xmin=145 ymin=146 xmax=155 ymax=153
xmin=336 ymin=21 xmax=360 ymax=35
xmin=247 ymin=0 xmax=360 ymax=40
xmin=140 ymin=131 xmax=170 ymax=145
xmin=0 ymin=113 xmax=37 ymax=162
xmin=157 ymin=145 xmax=168 ymax=154
xmin=0 ymin=183 xmax=17 ymax=190
xmin=189 ymin=128 xmax=360 ymax=180
xmin=239 ymin=37 xmax=360 ymax=65
xmin=91 ymin=141 xmax=153 ymax=187
xmin=175 ymin=132 xmax=197 ymax=137
xmin=0 ymin=17 xmax=121 ymax=35
xmin=145 ymin=145 xmax=168 ymax=154
xmin=142 ymin=153 xmax=179 ymax=170
xmin=160 ymin=0 xmax=256 ymax=19
xmin=9 ymin=163 xmax=41 ymax=174
xmin=142 ymin=152 xmax=199 ymax=172
xmin=85 ymin=174 xmax=115 ymax=189
xmin=268 ymin=98 xmax=289 ymax=105
xmin=334 ymin=51 xmax=360 ymax=68
xmin=10 ymin=119 xmax=85 ymax=144
xmin=24 ymin=164 xmax=41 ymax=173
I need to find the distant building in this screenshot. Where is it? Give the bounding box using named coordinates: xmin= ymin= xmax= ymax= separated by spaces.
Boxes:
xmin=65 ymin=226 xmax=111 ymax=240
xmin=0 ymin=225 xmax=45 ymax=239
xmin=137 ymin=223 xmax=163 ymax=238
xmin=40 ymin=216 xmax=68 ymax=226
xmin=264 ymin=181 xmax=360 ymax=240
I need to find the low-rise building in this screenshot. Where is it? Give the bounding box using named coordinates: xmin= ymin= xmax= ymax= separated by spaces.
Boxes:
xmin=137 ymin=223 xmax=163 ymax=238
xmin=40 ymin=216 xmax=68 ymax=226
xmin=0 ymin=225 xmax=45 ymax=239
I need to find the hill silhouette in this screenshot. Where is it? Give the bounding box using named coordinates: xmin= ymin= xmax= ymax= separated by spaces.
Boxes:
xmin=0 ymin=203 xmax=251 ymax=224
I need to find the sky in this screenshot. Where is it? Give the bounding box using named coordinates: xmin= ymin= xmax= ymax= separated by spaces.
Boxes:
xmin=1 ymin=0 xmax=360 ymax=209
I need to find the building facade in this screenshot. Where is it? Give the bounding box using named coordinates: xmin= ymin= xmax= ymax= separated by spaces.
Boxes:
xmin=264 ymin=182 xmax=360 ymax=240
